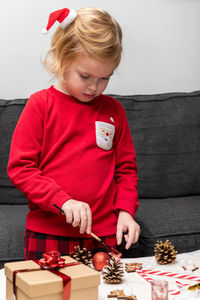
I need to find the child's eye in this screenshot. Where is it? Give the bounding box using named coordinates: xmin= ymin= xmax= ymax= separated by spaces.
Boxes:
xmin=80 ymin=74 xmax=90 ymax=80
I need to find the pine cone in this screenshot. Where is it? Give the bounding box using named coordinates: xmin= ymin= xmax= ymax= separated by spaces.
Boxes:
xmin=154 ymin=240 xmax=177 ymax=265
xmin=70 ymin=246 xmax=92 ymax=266
xmin=102 ymin=257 xmax=124 ymax=284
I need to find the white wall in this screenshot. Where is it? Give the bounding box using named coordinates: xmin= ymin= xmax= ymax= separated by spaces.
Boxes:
xmin=0 ymin=0 xmax=200 ymax=99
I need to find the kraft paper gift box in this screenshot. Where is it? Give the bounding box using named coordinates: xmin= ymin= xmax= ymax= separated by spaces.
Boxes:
xmin=4 ymin=256 xmax=100 ymax=300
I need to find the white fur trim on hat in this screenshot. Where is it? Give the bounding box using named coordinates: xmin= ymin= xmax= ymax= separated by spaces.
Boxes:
xmin=60 ymin=9 xmax=77 ymax=29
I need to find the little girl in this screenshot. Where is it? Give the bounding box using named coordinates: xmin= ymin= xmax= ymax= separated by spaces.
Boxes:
xmin=7 ymin=7 xmax=140 ymax=260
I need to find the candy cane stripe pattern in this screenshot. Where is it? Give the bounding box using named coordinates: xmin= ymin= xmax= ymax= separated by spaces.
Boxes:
xmin=176 ymin=280 xmax=190 ymax=289
xmin=135 ymin=269 xmax=154 ymax=283
xmin=141 ymin=269 xmax=200 ymax=281
xmin=168 ymin=289 xmax=180 ymax=296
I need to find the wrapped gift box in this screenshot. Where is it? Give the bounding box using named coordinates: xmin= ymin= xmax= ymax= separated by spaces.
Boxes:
xmin=5 ymin=256 xmax=100 ymax=300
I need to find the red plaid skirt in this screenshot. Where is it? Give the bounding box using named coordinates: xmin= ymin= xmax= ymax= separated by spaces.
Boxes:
xmin=24 ymin=230 xmax=117 ymax=260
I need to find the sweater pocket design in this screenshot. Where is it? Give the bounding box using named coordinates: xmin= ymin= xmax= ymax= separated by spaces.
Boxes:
xmin=95 ymin=121 xmax=115 ymax=151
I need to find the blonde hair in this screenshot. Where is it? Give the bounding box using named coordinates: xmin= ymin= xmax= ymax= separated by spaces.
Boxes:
xmin=44 ymin=7 xmax=122 ymax=78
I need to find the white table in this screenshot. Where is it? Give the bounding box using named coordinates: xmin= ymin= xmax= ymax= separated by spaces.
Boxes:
xmin=1 ymin=250 xmax=200 ymax=300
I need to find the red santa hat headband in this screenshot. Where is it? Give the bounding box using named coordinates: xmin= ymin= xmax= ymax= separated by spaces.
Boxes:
xmin=42 ymin=8 xmax=77 ymax=34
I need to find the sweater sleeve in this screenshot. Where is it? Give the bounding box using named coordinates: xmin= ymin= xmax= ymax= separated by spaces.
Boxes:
xmin=114 ymin=102 xmax=139 ymax=218
xmin=7 ymin=93 xmax=72 ymax=214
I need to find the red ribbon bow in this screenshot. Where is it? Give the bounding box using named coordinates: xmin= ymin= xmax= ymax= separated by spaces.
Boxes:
xmin=37 ymin=250 xmax=67 ymax=269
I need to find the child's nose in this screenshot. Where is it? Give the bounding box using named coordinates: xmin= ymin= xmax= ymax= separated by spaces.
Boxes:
xmin=88 ymin=80 xmax=98 ymax=92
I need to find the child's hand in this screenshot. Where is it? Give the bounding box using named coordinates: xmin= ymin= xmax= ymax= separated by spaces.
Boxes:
xmin=116 ymin=210 xmax=140 ymax=250
xmin=61 ymin=199 xmax=92 ymax=235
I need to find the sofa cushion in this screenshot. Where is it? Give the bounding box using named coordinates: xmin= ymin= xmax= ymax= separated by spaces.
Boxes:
xmin=0 ymin=204 xmax=29 ymax=268
xmin=0 ymin=99 xmax=28 ymax=204
xmin=123 ymin=195 xmax=200 ymax=257
xmin=113 ymin=91 xmax=200 ymax=198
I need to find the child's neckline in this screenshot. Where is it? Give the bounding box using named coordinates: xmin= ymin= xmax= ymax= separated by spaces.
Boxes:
xmin=49 ymin=85 xmax=103 ymax=104
xmin=53 ymin=84 xmax=71 ymax=96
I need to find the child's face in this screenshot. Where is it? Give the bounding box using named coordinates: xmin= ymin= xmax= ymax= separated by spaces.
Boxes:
xmin=60 ymin=52 xmax=116 ymax=102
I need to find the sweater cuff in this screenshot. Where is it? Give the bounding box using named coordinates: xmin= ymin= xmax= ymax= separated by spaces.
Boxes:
xmin=48 ymin=188 xmax=72 ymax=215
xmin=114 ymin=199 xmax=139 ymax=219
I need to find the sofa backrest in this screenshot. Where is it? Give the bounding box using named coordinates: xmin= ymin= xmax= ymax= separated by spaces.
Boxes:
xmin=113 ymin=91 xmax=200 ymax=198
xmin=0 ymin=99 xmax=28 ymax=204
xmin=1 ymin=91 xmax=200 ymax=202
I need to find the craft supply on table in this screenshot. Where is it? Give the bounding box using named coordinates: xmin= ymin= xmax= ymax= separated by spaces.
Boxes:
xmin=102 ymin=257 xmax=124 ymax=284
xmin=154 ymin=240 xmax=177 ymax=265
xmin=151 ymin=280 xmax=169 ymax=300
xmin=70 ymin=245 xmax=92 ymax=265
xmin=139 ymin=268 xmax=200 ymax=282
xmin=125 ymin=263 xmax=142 ymax=273
xmin=92 ymin=252 xmax=110 ymax=271
xmin=4 ymin=253 xmax=100 ymax=300
xmin=107 ymin=289 xmax=137 ymax=299
xmin=136 ymin=266 xmax=200 ymax=296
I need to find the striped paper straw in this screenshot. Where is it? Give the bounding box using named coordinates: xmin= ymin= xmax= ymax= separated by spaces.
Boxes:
xmin=141 ymin=269 xmax=200 ymax=282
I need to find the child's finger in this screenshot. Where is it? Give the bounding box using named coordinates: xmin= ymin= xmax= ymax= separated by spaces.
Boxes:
xmin=66 ymin=209 xmax=73 ymax=224
xmin=125 ymin=237 xmax=131 ymax=249
xmin=116 ymin=226 xmax=123 ymax=245
xmin=125 ymin=227 xmax=140 ymax=249
xmin=80 ymin=209 xmax=88 ymax=234
xmin=124 ymin=225 xmax=135 ymax=249
xmin=133 ymin=227 xmax=140 ymax=244
xmin=72 ymin=210 xmax=81 ymax=227
xmin=86 ymin=207 xmax=92 ymax=234
xmin=125 ymin=233 xmax=133 ymax=249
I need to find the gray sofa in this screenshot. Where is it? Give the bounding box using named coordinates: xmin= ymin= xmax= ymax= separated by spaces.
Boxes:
xmin=1 ymin=91 xmax=200 ymax=268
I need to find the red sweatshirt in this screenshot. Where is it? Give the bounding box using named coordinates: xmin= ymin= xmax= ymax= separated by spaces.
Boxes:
xmin=7 ymin=86 xmax=138 ymax=237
